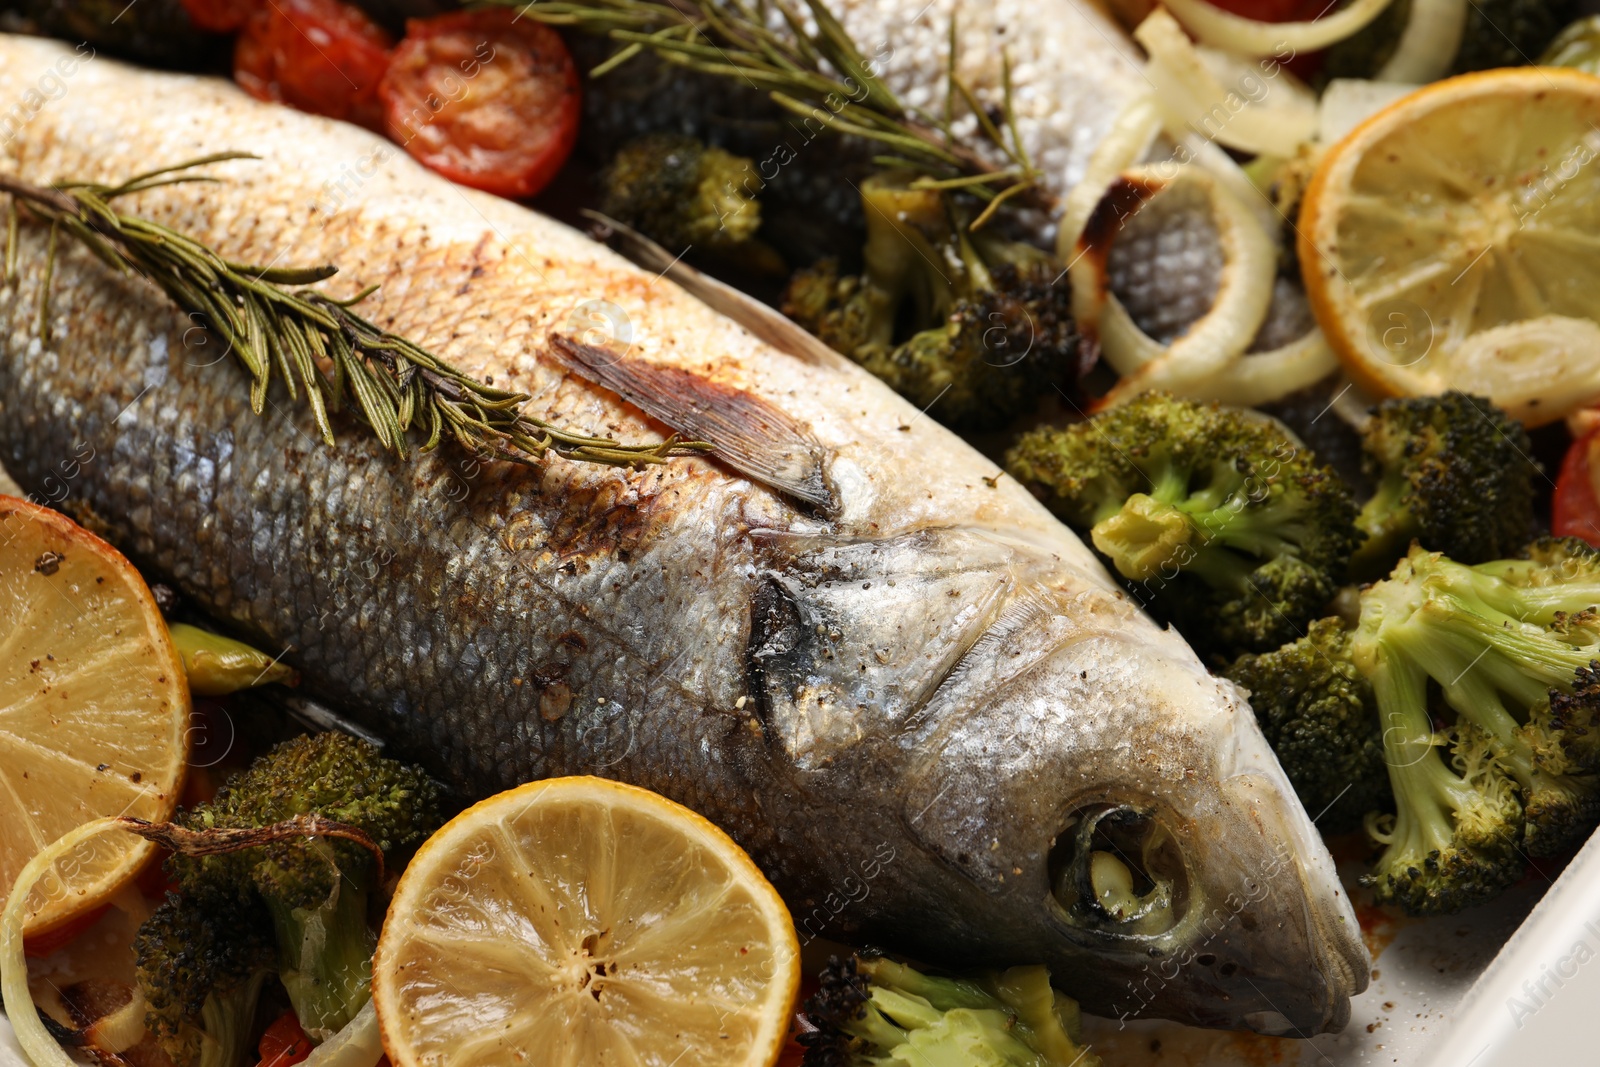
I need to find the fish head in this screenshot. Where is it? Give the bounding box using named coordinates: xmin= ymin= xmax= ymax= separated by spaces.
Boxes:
xmin=892 ymin=583 xmax=1371 ymax=1035
xmin=751 ymin=528 xmax=1368 ymax=1035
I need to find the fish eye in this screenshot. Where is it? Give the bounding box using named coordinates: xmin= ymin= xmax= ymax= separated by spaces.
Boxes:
xmin=1048 ymin=804 xmax=1189 ymax=937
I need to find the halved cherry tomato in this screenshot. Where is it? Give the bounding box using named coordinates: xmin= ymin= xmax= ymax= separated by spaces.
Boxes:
xmin=257 ymin=1010 xmax=314 ymax=1067
xmin=180 ymin=0 xmax=256 ymax=33
xmin=1554 ymin=434 xmax=1600 ymax=547
xmin=379 ymin=10 xmax=580 ymax=199
xmin=235 ymin=0 xmax=393 ymax=130
xmin=1202 ymin=0 xmax=1329 ymax=78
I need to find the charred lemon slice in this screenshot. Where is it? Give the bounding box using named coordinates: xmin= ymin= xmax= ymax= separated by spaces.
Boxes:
xmin=0 ymin=496 xmax=188 ymax=938
xmin=373 ymin=776 xmax=800 ymax=1067
xmin=1300 ymin=68 xmax=1600 ymax=426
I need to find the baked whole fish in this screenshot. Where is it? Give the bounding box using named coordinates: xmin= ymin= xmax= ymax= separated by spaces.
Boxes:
xmin=0 ymin=37 xmax=1365 ymax=1035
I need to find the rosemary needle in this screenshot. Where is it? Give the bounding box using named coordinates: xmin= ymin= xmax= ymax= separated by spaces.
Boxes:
xmin=497 ymin=0 xmax=1047 ymax=215
xmin=0 ymin=155 xmax=711 ymax=469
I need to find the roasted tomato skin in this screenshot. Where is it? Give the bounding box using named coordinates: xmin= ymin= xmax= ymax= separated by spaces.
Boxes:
xmin=1554 ymin=433 xmax=1600 ymax=547
xmin=379 ymin=9 xmax=580 ymax=199
xmin=234 ymin=0 xmax=393 ymax=130
xmin=256 ymin=1010 xmax=314 ymax=1066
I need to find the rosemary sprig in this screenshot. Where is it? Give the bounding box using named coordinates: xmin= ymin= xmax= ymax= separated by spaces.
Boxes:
xmin=499 ymin=0 xmax=1045 ymax=215
xmin=0 ymin=155 xmax=710 ymax=469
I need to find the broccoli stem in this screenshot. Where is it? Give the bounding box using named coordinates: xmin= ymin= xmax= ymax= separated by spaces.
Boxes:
xmin=846 ymin=993 xmax=917 ymax=1049
xmin=1350 ymin=478 xmax=1414 ymax=578
xmin=991 ymin=967 xmax=1087 ymax=1064
xmin=1401 ymin=595 xmax=1600 ymax=717
xmin=1089 ymin=495 xmax=1195 ymax=581
xmin=858 ymin=957 xmax=995 ymax=1012
xmin=196 ymin=971 xmax=271 ymax=1067
xmin=1092 ymin=462 xmax=1325 ymax=588
xmin=266 ymin=846 xmax=376 ymax=1038
xmin=860 ymin=178 xmax=954 ymax=327
xmin=899 ymin=1010 xmax=1041 ymax=1066
xmin=1369 ymin=650 xmax=1479 ymax=857
xmin=1447 ymin=562 xmax=1600 ymax=629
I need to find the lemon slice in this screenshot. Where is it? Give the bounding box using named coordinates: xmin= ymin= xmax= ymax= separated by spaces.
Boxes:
xmin=0 ymin=496 xmax=188 ymax=937
xmin=1300 ymin=68 xmax=1600 ymax=426
xmin=372 ymin=776 xmax=801 ymax=1067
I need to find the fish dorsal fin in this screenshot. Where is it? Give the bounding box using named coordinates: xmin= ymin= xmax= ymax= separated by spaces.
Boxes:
xmin=547 ymin=333 xmax=837 ymax=514
xmin=581 ymin=210 xmax=854 ymax=371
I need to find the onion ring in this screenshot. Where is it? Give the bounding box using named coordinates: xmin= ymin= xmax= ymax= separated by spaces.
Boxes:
xmin=1073 ymin=164 xmax=1277 ymax=406
xmin=1163 ymin=0 xmax=1398 ymax=57
xmin=1170 ymin=328 xmax=1340 ymax=406
xmin=1138 ymin=10 xmax=1319 ymax=158
xmin=1377 ymin=0 xmax=1468 ymax=82
xmin=1058 ymin=96 xmax=1164 ymax=257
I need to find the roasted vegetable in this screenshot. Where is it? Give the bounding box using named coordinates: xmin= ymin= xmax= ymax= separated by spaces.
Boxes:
xmin=599 ymin=133 xmax=763 ymax=253
xmin=1006 ymin=393 xmax=1361 ymax=657
xmin=1350 ymin=392 xmax=1537 ymax=578
xmin=1364 ymin=715 xmax=1527 ymax=917
xmin=169 ymin=623 xmax=299 ymax=696
xmin=799 ymin=954 xmax=1100 ymax=1067
xmin=1357 ymin=541 xmax=1600 ymax=911
xmin=237 ymin=0 xmax=393 ymax=132
xmin=134 ymin=893 xmax=276 ymax=1067
xmin=784 ymin=173 xmax=1079 ymax=430
xmin=1225 ymin=617 xmax=1390 ymax=833
xmin=170 ymin=732 xmax=443 ymax=1037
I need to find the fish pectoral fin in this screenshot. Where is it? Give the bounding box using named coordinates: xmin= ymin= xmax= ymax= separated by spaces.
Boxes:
xmin=547 ymin=333 xmax=837 ymax=514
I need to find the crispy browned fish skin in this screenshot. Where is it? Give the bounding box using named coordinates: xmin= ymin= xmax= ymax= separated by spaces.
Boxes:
xmin=0 ymin=38 xmax=1366 ymax=1034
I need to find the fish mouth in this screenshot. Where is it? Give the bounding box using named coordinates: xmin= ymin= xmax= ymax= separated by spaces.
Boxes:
xmin=1236 ymin=767 xmax=1371 ymax=1036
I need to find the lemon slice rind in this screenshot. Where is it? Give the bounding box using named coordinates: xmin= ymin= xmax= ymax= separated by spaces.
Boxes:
xmin=1301 ymin=68 xmax=1600 ymax=426
xmin=0 ymin=496 xmax=188 ymax=938
xmin=372 ymin=775 xmax=801 ymax=1067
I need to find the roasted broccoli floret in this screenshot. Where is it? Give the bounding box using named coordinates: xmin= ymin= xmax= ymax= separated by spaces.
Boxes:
xmin=782 ymin=172 xmax=1079 ymax=430
xmin=172 ymin=733 xmax=443 ymax=1037
xmin=799 ymin=955 xmax=1100 ymax=1067
xmin=1356 ymin=541 xmax=1600 ymax=910
xmin=599 ymin=133 xmax=762 ymax=253
xmin=854 ymin=262 xmax=1079 ymax=430
xmin=1361 ymin=714 xmax=1526 ymax=916
xmin=1225 ymin=617 xmax=1390 ymax=833
xmin=782 ymin=257 xmax=895 ymax=362
xmin=134 ymin=893 xmax=276 ymax=1067
xmin=1006 ymin=393 xmax=1361 ymax=657
xmin=1350 ymin=392 xmax=1537 ymax=578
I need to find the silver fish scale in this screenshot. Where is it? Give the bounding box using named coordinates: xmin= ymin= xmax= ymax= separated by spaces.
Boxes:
xmin=0 ymin=231 xmax=773 ymax=864
xmin=1105 ymin=181 xmax=1224 ymax=345
xmin=1250 ymin=275 xmax=1316 ymax=353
